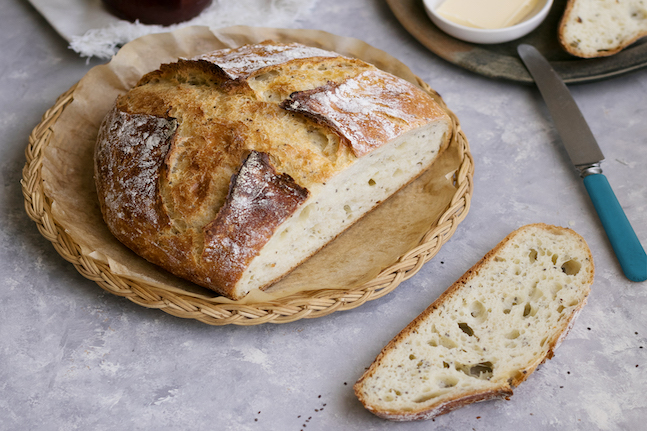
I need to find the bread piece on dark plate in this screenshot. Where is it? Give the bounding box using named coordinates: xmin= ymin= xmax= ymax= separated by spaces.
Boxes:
xmin=559 ymin=0 xmax=647 ymax=58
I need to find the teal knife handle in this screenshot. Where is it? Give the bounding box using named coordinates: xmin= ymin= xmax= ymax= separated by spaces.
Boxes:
xmin=583 ymin=173 xmax=647 ymax=282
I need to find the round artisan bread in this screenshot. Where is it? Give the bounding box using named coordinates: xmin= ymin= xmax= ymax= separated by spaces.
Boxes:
xmin=94 ymin=41 xmax=453 ymax=300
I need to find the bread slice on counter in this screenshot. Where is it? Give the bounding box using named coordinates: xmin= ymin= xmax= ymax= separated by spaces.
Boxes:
xmin=559 ymin=0 xmax=647 ymax=57
xmin=94 ymin=41 xmax=453 ymax=300
xmin=354 ymin=224 xmax=594 ymax=421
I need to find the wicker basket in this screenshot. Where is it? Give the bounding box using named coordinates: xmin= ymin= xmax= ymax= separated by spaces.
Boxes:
xmin=22 ymin=75 xmax=473 ymax=326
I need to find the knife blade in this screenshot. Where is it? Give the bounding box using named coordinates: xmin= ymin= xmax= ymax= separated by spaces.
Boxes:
xmin=517 ymin=44 xmax=646 ymax=282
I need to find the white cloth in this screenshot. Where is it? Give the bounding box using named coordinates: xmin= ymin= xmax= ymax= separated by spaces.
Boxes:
xmin=28 ymin=0 xmax=318 ymax=59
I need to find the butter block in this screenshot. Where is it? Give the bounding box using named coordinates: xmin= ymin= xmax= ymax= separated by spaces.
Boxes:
xmin=435 ymin=0 xmax=538 ymax=29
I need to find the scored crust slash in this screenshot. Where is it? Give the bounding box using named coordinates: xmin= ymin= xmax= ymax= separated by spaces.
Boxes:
xmin=94 ymin=41 xmax=453 ymax=300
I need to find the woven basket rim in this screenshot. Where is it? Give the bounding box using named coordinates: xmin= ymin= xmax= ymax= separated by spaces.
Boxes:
xmin=21 ymin=79 xmax=474 ymax=326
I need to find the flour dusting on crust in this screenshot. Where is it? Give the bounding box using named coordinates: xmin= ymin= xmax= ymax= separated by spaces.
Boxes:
xmin=202 ymin=151 xmax=309 ymax=293
xmin=282 ymin=70 xmax=441 ymax=157
xmin=192 ymin=42 xmax=341 ymax=80
xmin=95 ymin=107 xmax=177 ymax=234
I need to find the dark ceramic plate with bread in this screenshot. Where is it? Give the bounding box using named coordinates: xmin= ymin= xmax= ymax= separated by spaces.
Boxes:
xmin=387 ymin=0 xmax=647 ymax=84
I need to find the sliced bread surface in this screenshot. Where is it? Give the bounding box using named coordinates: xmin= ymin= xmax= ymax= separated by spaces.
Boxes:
xmin=354 ymin=224 xmax=594 ymax=421
xmin=559 ymin=0 xmax=647 ymax=57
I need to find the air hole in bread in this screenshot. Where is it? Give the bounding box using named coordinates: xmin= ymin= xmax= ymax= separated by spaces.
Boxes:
xmin=368 ymin=178 xmax=376 ymax=186
xmin=506 ymin=329 xmax=520 ymax=339
xmin=456 ymin=361 xmax=493 ymax=380
xmin=439 ymin=336 xmax=457 ymax=349
xmin=561 ymin=259 xmax=581 ymax=275
xmin=552 ymin=254 xmax=558 ymax=265
xmin=523 ymin=303 xmax=532 ymax=317
xmin=503 ymin=309 xmax=511 ymax=315
xmin=529 ymin=284 xmax=543 ymax=301
xmin=253 ymin=69 xmax=281 ymax=82
xmin=557 ymin=305 xmax=565 ymax=313
xmin=470 ymin=362 xmax=494 ymax=379
xmin=458 ymin=322 xmax=474 ymax=336
xmin=437 ymin=376 xmax=459 ymax=388
xmin=298 ymin=204 xmax=313 ymax=221
xmin=469 ymin=300 xmax=488 ymax=324
xmin=409 ymin=354 xmax=416 ymax=360
xmin=529 ymin=249 xmax=538 ymax=262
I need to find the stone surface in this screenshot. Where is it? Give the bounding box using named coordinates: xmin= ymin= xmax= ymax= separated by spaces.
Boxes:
xmin=1 ymin=0 xmax=646 ymax=429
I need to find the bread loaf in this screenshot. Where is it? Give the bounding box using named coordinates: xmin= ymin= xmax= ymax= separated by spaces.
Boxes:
xmin=94 ymin=41 xmax=452 ymax=300
xmin=559 ymin=0 xmax=647 ymax=58
xmin=354 ymin=224 xmax=594 ymax=421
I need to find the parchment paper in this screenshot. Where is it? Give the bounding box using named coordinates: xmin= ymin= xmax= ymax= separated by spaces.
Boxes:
xmin=41 ymin=25 xmax=463 ymax=304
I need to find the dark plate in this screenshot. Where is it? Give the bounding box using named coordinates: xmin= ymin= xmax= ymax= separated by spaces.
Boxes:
xmin=387 ymin=0 xmax=647 ymax=84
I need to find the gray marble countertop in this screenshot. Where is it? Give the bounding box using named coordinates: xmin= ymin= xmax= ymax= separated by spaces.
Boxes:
xmin=1 ymin=1 xmax=646 ymax=430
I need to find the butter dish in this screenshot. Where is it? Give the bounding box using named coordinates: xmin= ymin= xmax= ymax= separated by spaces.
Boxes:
xmin=424 ymin=0 xmax=553 ymax=44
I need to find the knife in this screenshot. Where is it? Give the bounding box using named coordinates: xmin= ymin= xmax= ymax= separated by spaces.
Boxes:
xmin=517 ymin=44 xmax=646 ymax=282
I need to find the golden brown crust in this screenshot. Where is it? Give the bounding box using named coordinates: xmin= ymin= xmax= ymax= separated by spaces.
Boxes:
xmin=202 ymin=151 xmax=309 ymax=297
xmin=95 ymin=41 xmax=451 ymax=300
xmin=94 ymin=107 xmax=176 ymax=247
xmin=363 ymin=388 xmax=513 ymax=421
xmin=281 ymin=70 xmax=446 ymax=157
xmin=191 ymin=40 xmax=343 ymax=81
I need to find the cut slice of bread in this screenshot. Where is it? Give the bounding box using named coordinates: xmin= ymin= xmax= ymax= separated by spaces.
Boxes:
xmin=354 ymin=224 xmax=594 ymax=421
xmin=559 ymin=0 xmax=647 ymax=58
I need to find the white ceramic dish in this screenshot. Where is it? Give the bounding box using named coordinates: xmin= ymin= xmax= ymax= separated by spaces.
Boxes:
xmin=423 ymin=0 xmax=554 ymax=44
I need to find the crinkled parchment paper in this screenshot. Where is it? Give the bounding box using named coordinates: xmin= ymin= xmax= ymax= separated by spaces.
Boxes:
xmin=41 ymin=25 xmax=462 ymax=304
